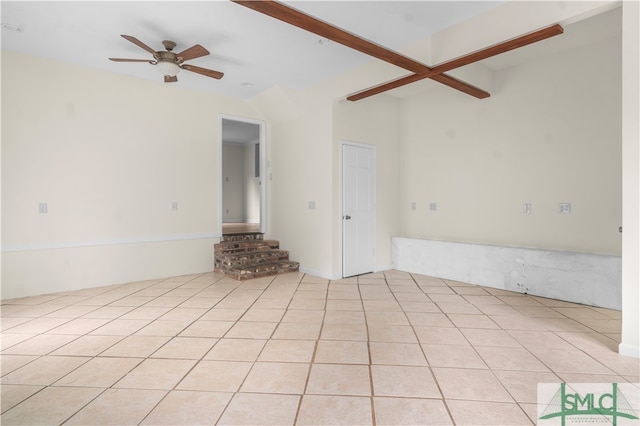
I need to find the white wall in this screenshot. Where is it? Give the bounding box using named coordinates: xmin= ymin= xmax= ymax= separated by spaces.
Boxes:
xmin=399 ymin=34 xmax=622 ymax=256
xmin=251 ymin=89 xmax=335 ymax=277
xmin=1 ymin=51 xmax=260 ymax=299
xmin=243 ymin=143 xmax=260 ymax=223
xmin=392 ymin=1 xmax=639 ymax=358
xmin=222 ymin=144 xmax=245 ymax=222
xmin=620 ymin=0 xmax=640 ymax=358
xmin=248 ymin=80 xmax=404 ymax=279
xmin=333 ymin=97 xmax=402 ymax=274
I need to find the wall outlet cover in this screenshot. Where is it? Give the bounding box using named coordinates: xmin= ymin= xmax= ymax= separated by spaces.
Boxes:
xmin=559 ymin=202 xmax=572 ymax=214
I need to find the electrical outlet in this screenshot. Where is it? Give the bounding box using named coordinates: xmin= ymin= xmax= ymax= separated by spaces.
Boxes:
xmin=559 ymin=203 xmax=571 ymax=214
xmin=308 ymin=201 xmax=316 ymax=210
xmin=172 ymin=202 xmax=178 ymax=211
xmin=430 ymin=202 xmax=437 ymax=211
xmin=523 ymin=203 xmax=532 ymax=214
xmin=411 ymin=202 xmax=416 ymax=210
xmin=38 ymin=203 xmax=48 ymax=214
xmin=516 ymin=282 xmax=529 ymax=294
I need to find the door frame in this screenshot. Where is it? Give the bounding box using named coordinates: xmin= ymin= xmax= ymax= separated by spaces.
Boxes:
xmin=340 ymin=140 xmax=376 ymax=278
xmin=218 ymin=114 xmax=266 ymax=234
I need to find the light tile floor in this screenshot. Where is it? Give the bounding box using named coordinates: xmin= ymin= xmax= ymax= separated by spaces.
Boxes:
xmin=1 ymin=270 xmax=638 ymax=425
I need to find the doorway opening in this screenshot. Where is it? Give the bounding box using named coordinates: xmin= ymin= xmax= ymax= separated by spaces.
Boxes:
xmin=219 ymin=115 xmax=266 ymax=235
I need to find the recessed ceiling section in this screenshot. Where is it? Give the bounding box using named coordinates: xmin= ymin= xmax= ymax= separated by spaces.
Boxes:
xmin=283 ymin=1 xmax=504 ymax=50
xmin=480 ymin=6 xmax=621 ymax=71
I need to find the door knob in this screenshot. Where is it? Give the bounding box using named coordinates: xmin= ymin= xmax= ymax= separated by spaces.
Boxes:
xmin=344 ymin=215 xmax=351 ymax=220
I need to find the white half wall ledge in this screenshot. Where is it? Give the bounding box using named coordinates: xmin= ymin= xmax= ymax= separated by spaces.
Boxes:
xmin=392 ymin=237 xmax=622 ymax=310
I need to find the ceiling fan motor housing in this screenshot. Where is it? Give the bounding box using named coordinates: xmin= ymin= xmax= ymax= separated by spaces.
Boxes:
xmin=157 ymin=50 xmax=178 ymax=63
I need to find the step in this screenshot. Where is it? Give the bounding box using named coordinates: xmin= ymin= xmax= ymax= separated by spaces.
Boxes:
xmin=221 ymin=232 xmax=264 ymax=243
xmin=219 ymin=260 xmax=300 ymax=281
xmin=215 ymin=249 xmax=291 ymax=270
xmin=214 ymin=240 xmax=280 ymax=255
xmin=214 ymin=232 xmax=299 ymax=281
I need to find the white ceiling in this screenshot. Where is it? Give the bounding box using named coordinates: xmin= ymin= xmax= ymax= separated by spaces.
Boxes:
xmin=1 ymin=1 xmax=621 ymax=101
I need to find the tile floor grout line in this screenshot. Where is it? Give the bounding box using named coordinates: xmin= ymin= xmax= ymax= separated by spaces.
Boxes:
xmin=417 ymin=275 xmax=564 ymax=423
xmin=361 ymin=273 xmax=378 ymax=426
xmin=141 ymin=273 xmax=281 ymax=424
xmin=217 ymin=273 xmax=307 ymax=424
xmin=408 ymin=272 xmax=459 ymax=425
xmin=36 ymin=274 xmax=242 ymax=424
xmin=58 ymin=386 xmax=113 ymax=425
xmin=292 ymin=272 xmax=328 ymax=426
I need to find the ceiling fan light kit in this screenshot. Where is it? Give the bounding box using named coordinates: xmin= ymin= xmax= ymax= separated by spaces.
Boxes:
xmin=156 ymin=60 xmax=180 ymax=77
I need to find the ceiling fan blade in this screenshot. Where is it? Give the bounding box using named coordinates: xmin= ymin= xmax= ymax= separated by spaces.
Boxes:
xmin=121 ymin=34 xmax=158 ymax=56
xmin=347 ymin=24 xmax=564 ymax=101
xmin=109 ymin=58 xmax=154 ymax=63
xmin=232 ymin=0 xmax=489 ymax=100
xmin=176 ymin=44 xmax=210 ymax=61
xmin=181 ymin=64 xmax=224 ymax=80
xmin=164 ymin=75 xmax=178 ymax=83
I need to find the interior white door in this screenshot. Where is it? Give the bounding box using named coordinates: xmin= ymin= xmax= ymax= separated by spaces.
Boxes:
xmin=342 ymin=143 xmax=375 ymax=277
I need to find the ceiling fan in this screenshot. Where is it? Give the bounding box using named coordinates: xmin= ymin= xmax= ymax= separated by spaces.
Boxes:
xmin=109 ymin=35 xmax=224 ymax=83
xmin=231 ymin=0 xmax=563 ymax=101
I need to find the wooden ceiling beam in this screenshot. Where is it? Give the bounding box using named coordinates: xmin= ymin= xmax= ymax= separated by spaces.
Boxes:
xmin=347 ymin=24 xmax=564 ymax=101
xmin=232 ymin=0 xmax=491 ymax=99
